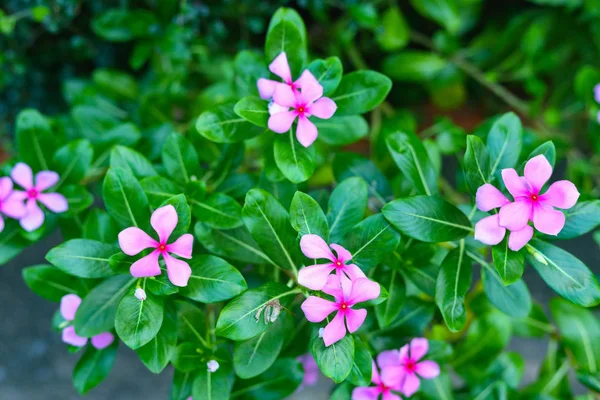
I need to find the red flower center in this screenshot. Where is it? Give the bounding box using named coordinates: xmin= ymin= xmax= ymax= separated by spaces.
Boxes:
xmin=158 ymin=244 xmax=167 ymax=252
xmin=335 ymin=260 xmax=342 ymax=267
xmin=404 ymin=359 xmax=417 ymax=372
xmin=27 ymin=188 xmax=38 ymax=199
xmin=340 ymin=303 xmax=348 ymax=310
xmin=531 ymin=194 xmax=538 ymax=201
xmin=297 ymin=105 xmax=305 ymax=114
xmin=288 ymin=82 xmax=297 ymax=91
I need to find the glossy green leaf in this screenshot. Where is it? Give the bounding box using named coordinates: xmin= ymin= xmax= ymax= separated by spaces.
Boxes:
xmin=375 ymin=269 xmax=406 ymax=328
xmin=492 ymin=238 xmax=525 ymax=285
xmin=307 ymin=57 xmax=343 ymax=96
xmin=512 ymin=302 xmax=554 ymax=338
xmin=170 ymin=370 xmax=194 ymax=400
xmin=383 ymin=51 xmax=447 ymax=82
xmin=52 ymin=139 xmax=93 ymax=187
xmin=140 ymin=176 xmax=182 ymax=209
xmin=115 ymin=284 xmax=165 ymax=349
xmin=110 ymin=145 xmax=157 ymax=179
xmin=463 ymin=135 xmax=490 ymax=194
xmin=556 ymin=200 xmax=600 ymax=240
xmin=16 ymin=109 xmax=56 ymax=171
xmin=387 ymin=130 xmax=438 ymax=195
xmin=332 ymin=152 xmax=392 ymax=207
xmin=162 ymin=133 xmax=201 ymax=185
xmin=522 ymin=141 xmax=556 ymax=170
xmin=314 ymin=116 xmax=369 ymax=146
xmin=191 ymin=192 xmax=243 ymax=230
xmin=60 ymin=185 xmax=94 ymax=216
xmin=232 ymin=358 xmax=303 ymax=400
xmin=310 ymin=334 xmax=354 ymax=384
xmin=180 ymin=255 xmax=247 ymax=303
xmin=22 ymin=264 xmax=86 ymax=302
xmin=196 ymin=101 xmax=264 ymax=143
xmin=289 ymin=191 xmax=329 ymax=240
xmin=264 ymin=8 xmax=307 ymax=77
xmin=102 ymin=167 xmax=150 ymax=230
xmin=172 ymin=342 xmax=203 ymax=372
xmin=192 ymin=363 xmax=234 ymax=400
xmin=327 ymin=177 xmax=368 ymax=242
xmin=347 ymin=337 xmax=373 ymax=386
xmin=482 ymin=268 xmax=532 ymax=318
xmin=136 ymin=301 xmax=177 ymax=373
xmin=92 ymin=8 xmax=157 ymax=41
xmin=73 ymin=341 xmax=118 ymax=395
xmin=486 ymin=112 xmax=523 ymax=179
xmin=331 ymin=71 xmax=392 ymax=116
xmin=83 ymin=209 xmax=118 ymax=242
xmin=376 ymin=7 xmax=410 ymax=51
xmin=234 ymin=96 xmax=269 ymax=127
xmin=273 ymin=128 xmax=316 ymax=183
xmin=194 ymin=223 xmax=269 ymax=265
xmin=46 ymin=239 xmax=118 ymax=279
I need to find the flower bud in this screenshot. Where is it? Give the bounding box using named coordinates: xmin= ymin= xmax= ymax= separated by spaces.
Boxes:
xmin=207 ymin=360 xmax=219 ymax=373
xmin=135 ymin=288 xmax=147 ymax=301
xmin=318 ymin=328 xmax=324 ymax=338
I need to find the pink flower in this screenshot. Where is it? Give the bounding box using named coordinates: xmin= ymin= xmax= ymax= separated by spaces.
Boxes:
xmin=10 ymin=162 xmax=68 ymax=231
xmin=298 ymin=234 xmax=366 ymax=291
xmin=268 ymin=70 xmax=337 ymax=147
xmin=352 ymin=361 xmax=402 ymax=400
xmin=301 ymin=275 xmax=380 ymax=347
xmin=297 ymin=353 xmax=319 ymax=387
xmin=0 ymin=176 xmax=27 ymax=233
xmin=379 ymin=338 xmax=440 ymax=398
xmin=118 ymin=204 xmax=193 ymax=287
xmin=60 ymin=294 xmax=115 ymax=349
xmin=257 ymin=52 xmax=302 ymax=100
xmin=594 ymin=83 xmax=600 ymax=104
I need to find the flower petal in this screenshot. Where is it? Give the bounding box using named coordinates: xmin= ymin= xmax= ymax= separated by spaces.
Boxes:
xmin=118 ymin=227 xmax=157 ymax=256
xmin=20 ymin=200 xmax=45 ymax=232
xmin=330 ymin=243 xmax=352 ymax=262
xmin=273 ymin=84 xmax=298 ymax=108
xmin=35 ymin=171 xmax=60 ymax=191
xmin=268 ymin=111 xmax=297 ymax=133
xmin=501 ymin=169 xmax=531 ymax=199
xmin=298 ymin=263 xmax=336 ymax=290
xmin=151 ymin=204 xmax=178 ymax=243
xmin=474 ymin=214 xmax=506 ymax=246
xmin=91 ymin=332 xmax=115 ymax=349
xmin=130 ymin=251 xmax=162 ymax=278
xmin=298 ymin=70 xmax=323 ymax=104
xmin=296 ymin=115 xmax=318 ymax=147
xmin=1 ymin=196 xmax=27 ymax=219
xmin=323 ymin=311 xmax=347 ymax=347
xmin=0 ymin=216 xmax=3 ymax=233
xmin=595 ymin=84 xmax=600 ymax=103
xmin=343 ymin=263 xmax=367 ymax=281
xmin=300 ymin=296 xmax=338 ymax=322
xmin=408 ymin=338 xmax=429 ymax=361
xmin=308 ymin=97 xmax=337 ymax=119
xmin=400 ymin=372 xmax=421 ymax=397
xmin=268 ymin=101 xmax=289 ymax=116
xmin=524 ymin=155 xmax=553 ymax=193
xmin=475 ymin=184 xmax=510 ymax=212
xmin=381 ymin=366 xmax=405 ymax=389
xmin=257 ymin=78 xmax=278 ymax=100
xmin=498 ymin=200 xmax=532 ymax=231
xmin=11 ymin=162 xmax=33 ymax=190
xmin=167 ymin=233 xmax=194 ymax=259
xmin=371 ymin=360 xmax=381 ymax=384
xmin=532 ymin=203 xmax=565 ymax=236
xmin=377 ymin=350 xmax=401 ymax=370
xmin=540 ymin=180 xmax=580 ymax=209
xmin=416 ymin=360 xmax=440 ymax=379
xmin=163 ymin=252 xmax=192 ymax=287
xmin=62 ymin=326 xmax=88 ymax=347
xmin=60 ymin=294 xmax=82 ymax=320
xmin=322 ymin=273 xmax=344 ymax=300
xmin=38 ymin=193 xmax=68 ymax=213
xmin=351 ymin=387 xmax=380 ymax=400
xmin=268 ymin=52 xmax=292 ymax=83
xmin=300 ymin=234 xmax=335 ymax=260
xmin=0 ymin=177 xmax=13 ymax=200
xmin=347 ymin=278 xmax=380 ymax=305
xmin=508 ymin=225 xmax=534 ymax=251
xmin=345 ymin=308 xmax=367 ymax=333
xmin=382 ymin=392 xmax=402 ymax=400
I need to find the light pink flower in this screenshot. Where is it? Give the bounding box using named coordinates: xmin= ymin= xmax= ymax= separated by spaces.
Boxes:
xmin=268 ymin=70 xmax=337 ymax=147
xmin=10 ymin=162 xmax=68 ymax=231
xmin=594 ymin=83 xmax=600 ymax=104
xmin=297 ymin=353 xmax=319 ymax=387
xmin=298 ymin=234 xmax=366 ymax=291
xmin=257 ymin=52 xmax=302 ymax=100
xmin=301 ymin=275 xmax=380 ymax=347
xmin=118 ymin=205 xmax=193 ymax=287
xmin=379 ymin=338 xmax=440 ymax=398
xmin=60 ymin=294 xmax=115 ymax=349
xmin=0 ymin=176 xmax=27 ymax=233
xmin=352 ymin=360 xmax=402 ymax=400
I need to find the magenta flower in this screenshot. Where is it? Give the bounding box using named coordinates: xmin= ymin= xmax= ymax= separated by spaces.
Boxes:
xmin=268 ymin=70 xmax=337 ymax=147
xmin=301 ymin=275 xmax=380 ymax=346
xmin=0 ymin=177 xmax=27 ymax=233
xmin=379 ymin=338 xmax=440 ymax=397
xmin=297 ymin=353 xmax=320 ymax=387
xmin=352 ymin=361 xmax=402 ymax=400
xmin=257 ymin=52 xmax=301 ymax=100
xmin=10 ymin=162 xmax=68 ymax=231
xmin=118 ymin=204 xmax=194 ymax=287
xmin=594 ymin=83 xmax=600 ymax=104
xmin=298 ymin=234 xmax=366 ymax=291
xmin=60 ymin=294 xmax=115 ymax=349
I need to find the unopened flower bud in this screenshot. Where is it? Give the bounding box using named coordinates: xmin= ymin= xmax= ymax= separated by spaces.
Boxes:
xmin=207 ymin=360 xmax=219 ymax=373
xmin=135 ymin=288 xmax=147 ymax=301
xmin=318 ymin=328 xmax=324 ymax=338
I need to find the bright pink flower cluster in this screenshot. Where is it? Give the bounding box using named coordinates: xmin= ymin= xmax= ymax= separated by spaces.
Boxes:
xmin=257 ymin=52 xmax=337 ymax=147
xmin=353 ymin=338 xmax=440 ymax=399
xmin=0 ymin=162 xmax=68 ymax=233
xmin=60 ymin=294 xmax=114 ymax=349
xmin=299 ymin=234 xmax=380 ymax=346
xmin=474 ymin=155 xmax=579 ymax=251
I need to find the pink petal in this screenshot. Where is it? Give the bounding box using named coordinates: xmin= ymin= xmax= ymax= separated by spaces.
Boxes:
xmin=11 ymin=162 xmax=33 ymax=190
xmin=524 ymin=155 xmax=553 ymax=193
xmin=382 ymin=393 xmax=402 ymax=400
xmin=257 ymin=78 xmax=278 ymax=100
xmin=351 ymin=387 xmax=380 ymax=400
xmin=330 ymin=243 xmax=352 ymax=262
xmin=343 ymin=263 xmax=367 ymax=281
xmin=151 ymin=204 xmax=178 ymax=243
xmin=300 ymin=234 xmax=335 ymax=260
xmin=323 ymin=311 xmax=347 ymax=347
xmin=118 ymin=227 xmax=157 ymax=256
xmin=167 ymin=233 xmax=194 ymax=259
xmin=475 ymin=184 xmax=510 ymax=212
xmin=308 ymin=97 xmax=337 ymax=119
xmin=540 ymin=181 xmax=580 ymax=209
xmin=35 ymin=171 xmax=60 ymax=191
xmin=381 ymin=365 xmax=405 ymax=388
xmin=298 ymin=263 xmax=336 ymax=290
xmin=268 ymin=111 xmax=297 ymax=133
xmin=416 ymin=360 xmax=440 ymax=379
xmin=595 ymin=84 xmax=600 ymax=103
xmin=301 ymin=296 xmax=338 ymax=322
xmin=20 ymin=200 xmax=45 ymax=232
xmin=298 ymin=70 xmax=323 ymax=104
xmin=347 ymin=278 xmax=380 ymax=305
xmin=398 ymin=343 xmax=409 ymax=363
xmin=508 ymin=225 xmax=533 ymax=251
xmin=268 ymin=102 xmax=290 ymax=116
xmin=408 ymin=338 xmax=429 ymax=361
xmin=1 ymin=196 xmax=27 ymax=219
xmin=38 ymin=193 xmax=68 ymax=213
xmin=321 ymin=274 xmax=345 ymax=300
xmin=60 ymin=294 xmax=82 ymax=320
xmin=498 ymin=200 xmax=532 ymax=231
xmin=474 ymin=214 xmax=506 ymax=245
xmin=377 ymin=350 xmax=401 ymax=370
xmin=501 ymin=169 xmax=531 ymax=199
xmin=62 ymin=326 xmax=88 ymax=347
xmin=130 ymin=251 xmax=162 ymax=278
xmin=400 ymin=372 xmax=421 ymax=397
xmin=371 ymin=360 xmax=382 ymax=384
xmin=532 ymin=203 xmax=565 ymax=236
xmin=296 ymin=115 xmax=318 ymax=148
xmin=0 ymin=177 xmax=13 ymax=200
xmin=0 ymin=216 xmax=4 ymax=233
xmin=163 ymin=252 xmax=192 ymax=287
xmin=9 ymin=190 xmax=27 ymax=202
xmin=268 ymin=52 xmax=292 ymax=83
xmin=345 ymin=308 xmax=367 ymax=333
xmin=273 ymin=84 xmax=298 ymax=108
xmin=91 ymin=332 xmax=115 ymax=349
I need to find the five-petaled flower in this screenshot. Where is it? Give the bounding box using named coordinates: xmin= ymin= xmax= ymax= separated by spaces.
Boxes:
xmin=0 ymin=176 xmax=27 ymax=233
xmin=298 ymin=234 xmax=366 ymax=291
xmin=378 ymin=338 xmax=440 ymax=397
xmin=257 ymin=52 xmax=302 ymax=100
xmin=10 ymin=162 xmax=68 ymax=232
xmin=60 ymin=294 xmax=115 ymax=349
xmin=118 ymin=205 xmax=194 ymax=287
xmin=301 ymin=275 xmax=379 ymax=346
xmin=352 ymin=361 xmax=402 ymax=400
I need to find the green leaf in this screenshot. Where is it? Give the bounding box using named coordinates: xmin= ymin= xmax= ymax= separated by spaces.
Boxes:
xmin=170 ymin=370 xmax=194 ymax=400
xmin=486 ymin=112 xmax=523 ymax=179
xmin=463 ymin=135 xmax=490 ymax=194
xmin=180 ymin=255 xmax=247 ymax=303
xmin=92 ymin=8 xmax=157 ymax=42
xmin=191 ymin=192 xmax=243 ymax=230
xmin=242 ymin=189 xmax=299 ymax=272
xmin=556 ymin=200 xmax=600 ymax=240
xmin=383 ymin=51 xmax=447 ymax=82
xmin=375 ymin=269 xmax=406 ymax=328
xmin=103 ymin=167 xmax=151 ymax=230
xmin=115 ymin=284 xmax=165 ymax=349
xmin=387 ymin=131 xmax=438 ymax=196
xmin=136 ymin=301 xmax=177 ymax=373
xmin=0 ymin=223 xmax=30 ymax=265
xmin=16 ymin=109 xmax=56 ymax=171
xmin=331 ymin=71 xmax=392 ymax=116
xmin=314 ymin=116 xmax=369 ymax=146
xmin=192 ymin=363 xmax=234 ymax=400
xmin=74 ymin=275 xmax=136 ymax=336
xmin=327 ymin=177 xmax=368 ymax=242
xmin=232 ymin=358 xmax=303 ymax=400
xmin=332 ymin=152 xmax=392 ymax=207
xmin=83 ymin=209 xmax=118 ymax=242
xmin=159 ymin=194 xmax=191 ymax=239
xmin=172 ymin=342 xmax=203 ymax=372
xmin=73 ymin=341 xmax=118 ymax=395
xmin=215 ymin=282 xmax=298 ymax=341
xmin=289 ymin=191 xmax=329 ymax=240
xmin=492 ymin=238 xmax=525 ymax=285
xmin=60 ymin=185 xmax=94 ymax=216
xmin=482 ymin=268 xmax=532 ymax=318
xmin=140 ymin=176 xmax=182 ymax=209
xmin=410 ymin=0 xmax=462 ymax=34
xmin=512 ymin=302 xmax=554 ymax=338
xmin=110 ymin=145 xmax=157 ymax=179
xmin=264 ymin=8 xmax=307 ymax=77
xmin=46 ymin=239 xmax=118 ymax=278
xmin=383 ymin=196 xmax=472 ymax=242
xmin=420 ymin=369 xmax=455 ymax=400
xmin=347 ymin=337 xmax=373 ymax=386
xmin=376 ymin=7 xmax=410 ymax=51
xmin=526 ymin=239 xmax=600 ymax=307
xmin=162 ymin=133 xmax=201 ymax=185
xmin=577 ymin=371 xmax=600 ymax=393
xmin=310 ymin=334 xmax=354 ymax=384
xmin=176 ymin=301 xmax=207 ymax=344
xmin=435 ymin=242 xmax=472 ymax=332
xmin=52 ymin=139 xmax=94 ymax=187
xmin=307 ymin=57 xmax=343 ymax=96
xmin=522 ymin=141 xmax=556 ymax=170
xmin=234 ymin=96 xmax=269 ymax=127
xmin=196 ymin=101 xmax=263 ymax=143
xmin=273 ymin=128 xmax=316 ymax=183
xmin=194 ymin=223 xmax=269 ymax=265
xmin=22 ymin=264 xmax=86 ymax=302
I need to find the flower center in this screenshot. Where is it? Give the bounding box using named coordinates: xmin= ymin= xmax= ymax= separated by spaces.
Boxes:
xmin=340 ymin=302 xmax=348 ymax=310
xmin=288 ymin=82 xmax=296 ymax=90
xmin=27 ymin=188 xmax=38 ymax=199
xmin=335 ymin=260 xmax=342 ymax=267
xmin=531 ymin=194 xmax=538 ymax=201
xmin=377 ymin=382 xmax=389 ymax=393
xmin=158 ymin=243 xmax=167 ymax=252
xmin=404 ymin=359 xmax=417 ymax=372
xmin=297 ymin=105 xmax=305 ymax=114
